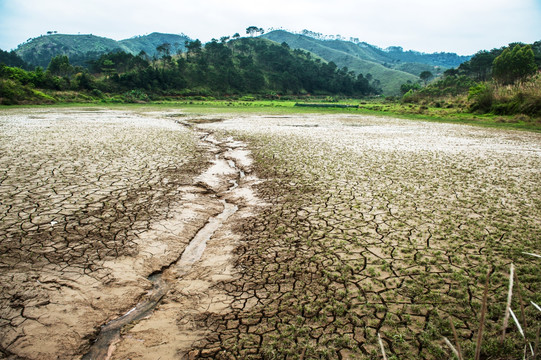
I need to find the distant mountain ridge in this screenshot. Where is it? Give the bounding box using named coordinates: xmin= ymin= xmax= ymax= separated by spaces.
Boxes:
xmin=14 ymin=32 xmax=190 ymax=68
xmin=260 ymin=30 xmax=471 ymax=94
xmin=12 ymin=30 xmax=471 ymax=95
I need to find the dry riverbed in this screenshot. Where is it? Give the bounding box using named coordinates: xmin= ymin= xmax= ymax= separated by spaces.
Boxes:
xmin=0 ymin=108 xmax=540 ymax=359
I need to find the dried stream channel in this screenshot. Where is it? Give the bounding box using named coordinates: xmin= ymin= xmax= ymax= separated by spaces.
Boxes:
xmin=0 ymin=109 xmax=262 ymax=360
xmin=83 ymin=122 xmax=249 ymax=359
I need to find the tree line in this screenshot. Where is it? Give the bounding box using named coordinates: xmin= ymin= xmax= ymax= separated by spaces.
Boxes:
xmin=444 ymin=42 xmax=541 ymax=83
xmin=96 ymin=37 xmax=380 ymax=96
xmin=399 ymin=42 xmax=541 ymax=118
xmin=0 ymin=36 xmax=381 ymax=104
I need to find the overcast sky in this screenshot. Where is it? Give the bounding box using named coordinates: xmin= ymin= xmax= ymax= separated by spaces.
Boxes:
xmin=0 ymin=0 xmax=540 ymax=55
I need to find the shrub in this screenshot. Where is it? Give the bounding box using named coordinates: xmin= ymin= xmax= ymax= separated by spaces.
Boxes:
xmin=493 ymin=72 xmax=541 ymax=117
xmin=468 ymin=83 xmax=494 ymax=113
xmin=402 ymin=89 xmax=421 ymax=103
xmin=123 ymin=89 xmax=149 ymax=103
xmin=0 ymin=78 xmax=55 ymax=104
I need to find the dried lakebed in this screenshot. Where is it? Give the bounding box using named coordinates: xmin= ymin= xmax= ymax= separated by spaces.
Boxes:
xmin=1 ymin=108 xmax=540 ymax=359
xmin=0 ymin=108 xmax=263 ymax=359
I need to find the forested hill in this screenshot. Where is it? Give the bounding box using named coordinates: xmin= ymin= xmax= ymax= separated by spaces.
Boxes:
xmin=14 ymin=33 xmax=189 ymax=68
xmin=0 ymin=36 xmax=381 ymax=105
xmin=119 ymin=33 xmax=189 ymax=59
xmin=8 ymin=30 xmax=472 ymax=95
xmin=261 ymin=30 xmax=471 ymax=94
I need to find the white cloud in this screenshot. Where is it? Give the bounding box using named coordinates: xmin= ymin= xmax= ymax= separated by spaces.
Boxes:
xmin=0 ymin=0 xmax=539 ymax=54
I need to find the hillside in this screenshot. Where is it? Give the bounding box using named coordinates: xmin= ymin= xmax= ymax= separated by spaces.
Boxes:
xmin=11 ymin=30 xmax=472 ymax=96
xmin=383 ymin=46 xmax=471 ymax=68
xmin=15 ymin=34 xmax=124 ymax=68
xmin=119 ymin=33 xmax=189 ymax=57
xmin=15 ymin=33 xmax=190 ymax=69
xmin=1 ymin=36 xmax=380 ymax=105
xmin=260 ymin=30 xmax=471 ymax=95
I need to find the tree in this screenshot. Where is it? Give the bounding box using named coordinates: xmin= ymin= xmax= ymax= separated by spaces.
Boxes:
xmin=419 ymin=71 xmax=433 ymax=85
xmin=73 ymin=71 xmax=93 ymax=90
xmin=156 ymin=43 xmax=172 ymax=71
xmin=0 ymin=49 xmax=29 ymax=69
xmin=185 ymin=39 xmax=202 ymax=61
xmin=443 ymin=68 xmax=459 ymax=77
xmin=467 ymin=50 xmax=494 ymax=81
xmin=101 ymin=59 xmax=115 ymax=77
xmin=493 ymin=44 xmax=537 ymax=84
xmin=400 ymin=81 xmax=421 ymax=94
xmin=246 ymin=26 xmax=264 ymax=37
xmin=47 ymin=55 xmax=74 ymax=78
xmin=156 ymin=43 xmax=171 ymax=58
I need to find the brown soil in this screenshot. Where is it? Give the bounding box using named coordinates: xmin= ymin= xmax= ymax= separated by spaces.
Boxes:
xmin=0 ymin=109 xmax=265 ymax=359
xmin=1 ymin=109 xmax=540 ymax=360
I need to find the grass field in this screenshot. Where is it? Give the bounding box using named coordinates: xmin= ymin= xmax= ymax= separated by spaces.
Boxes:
xmin=4 ymin=98 xmax=540 ymax=132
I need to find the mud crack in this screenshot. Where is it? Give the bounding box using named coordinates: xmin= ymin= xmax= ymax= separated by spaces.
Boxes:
xmin=88 ymin=118 xmax=264 ymax=359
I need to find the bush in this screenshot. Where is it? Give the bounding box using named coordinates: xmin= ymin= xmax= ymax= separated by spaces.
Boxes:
xmin=468 ymin=83 xmax=494 ymax=113
xmin=91 ymin=89 xmax=104 ymax=99
xmin=0 ymin=78 xmax=55 ymax=104
xmin=123 ymin=89 xmax=149 ymax=103
xmin=519 ymin=94 xmax=541 ymax=116
xmin=0 ymin=79 xmax=24 ymax=104
xmin=402 ymin=89 xmax=421 ymax=103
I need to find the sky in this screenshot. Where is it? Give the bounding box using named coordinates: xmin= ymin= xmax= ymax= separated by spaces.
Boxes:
xmin=0 ymin=0 xmax=540 ymax=55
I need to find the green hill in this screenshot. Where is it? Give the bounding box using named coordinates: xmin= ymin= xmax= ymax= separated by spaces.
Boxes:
xmin=12 ymin=30 xmax=471 ymax=96
xmin=119 ymin=33 xmax=189 ymax=57
xmin=1 ymin=36 xmax=380 ymax=104
xmin=15 ymin=33 xmax=190 ymax=69
xmin=15 ymin=34 xmax=126 ymax=68
xmin=260 ymin=30 xmax=470 ymax=95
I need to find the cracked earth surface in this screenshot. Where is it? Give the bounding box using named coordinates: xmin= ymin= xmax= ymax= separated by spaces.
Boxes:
xmin=1 ymin=109 xmax=540 ymax=359
xmin=187 ymin=114 xmax=541 ymax=359
xmin=0 ymin=108 xmax=215 ymax=359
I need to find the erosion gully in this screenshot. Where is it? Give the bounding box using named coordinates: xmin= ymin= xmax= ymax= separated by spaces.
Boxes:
xmin=83 ymin=120 xmax=244 ymax=360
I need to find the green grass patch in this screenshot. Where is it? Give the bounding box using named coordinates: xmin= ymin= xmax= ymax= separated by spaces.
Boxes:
xmin=2 ymin=99 xmax=540 ymax=132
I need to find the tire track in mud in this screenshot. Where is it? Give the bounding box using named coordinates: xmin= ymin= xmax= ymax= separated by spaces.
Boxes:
xmin=85 ymin=119 xmax=264 ymax=360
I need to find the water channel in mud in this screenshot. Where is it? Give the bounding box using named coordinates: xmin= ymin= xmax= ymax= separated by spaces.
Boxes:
xmin=83 ymin=126 xmax=244 ymax=360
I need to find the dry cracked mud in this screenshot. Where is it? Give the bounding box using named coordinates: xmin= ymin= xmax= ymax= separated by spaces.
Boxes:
xmin=1 ymin=108 xmax=540 ymax=360
xmin=0 ymin=108 xmax=264 ymax=359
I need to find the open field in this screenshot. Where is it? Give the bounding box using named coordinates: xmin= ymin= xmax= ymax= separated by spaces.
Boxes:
xmin=0 ymin=107 xmax=540 ymax=359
